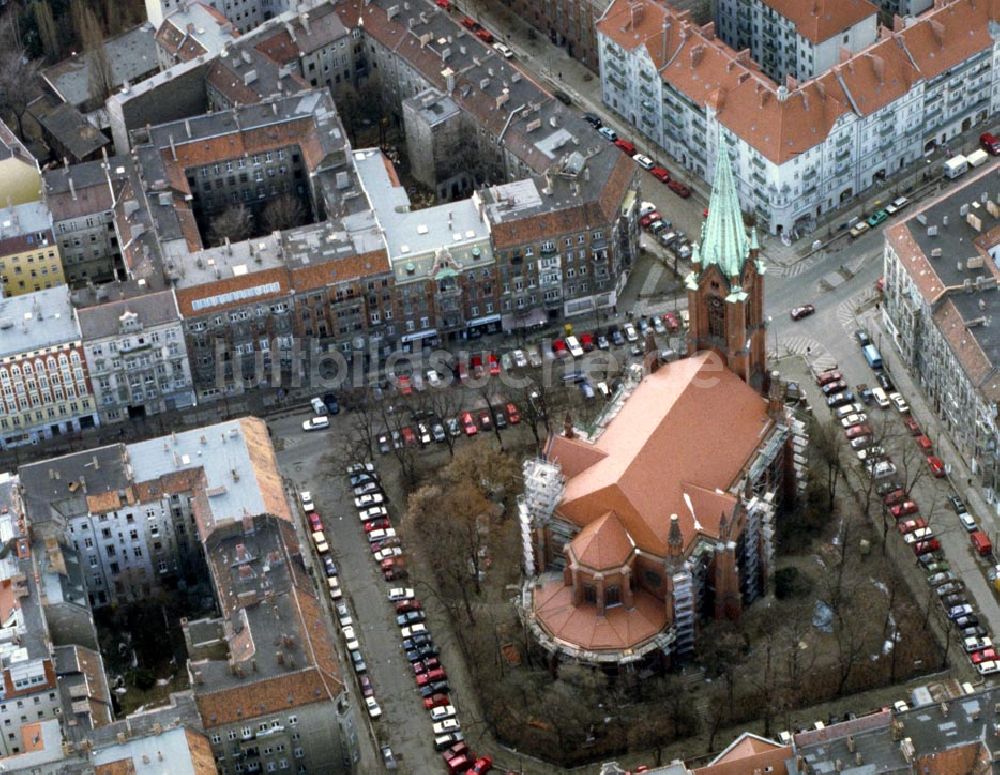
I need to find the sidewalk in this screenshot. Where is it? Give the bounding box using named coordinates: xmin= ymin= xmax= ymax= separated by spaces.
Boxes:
xmin=863 ymin=307 xmax=998 ymax=528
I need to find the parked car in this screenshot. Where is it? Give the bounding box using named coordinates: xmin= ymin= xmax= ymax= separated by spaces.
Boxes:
xmin=387 ymin=587 xmax=416 ymax=602
xmin=633 ymin=154 xmax=655 ymax=170
xmin=889 ymin=501 xmax=919 ymax=519
xmin=827 ymin=392 xmax=855 ymax=408
xmin=650 ymin=166 xmax=670 ymax=183
xmin=505 ymin=402 xmax=521 ymax=424
xmin=668 ymin=179 xmax=691 ymax=197
xmin=889 ymin=392 xmax=910 ymax=413
xmin=958 ymin=512 xmax=978 ymax=532
xmin=926 ymin=456 xmax=946 ymax=478
xmin=624 ymin=323 xmax=639 ymax=342
xmin=460 ymin=412 xmax=478 ymax=436
xmin=302 ymin=416 xmax=330 ymax=431
xmin=477 ymin=408 xmax=493 ymax=431
xmin=790 ymin=304 xmax=816 ymax=321
xmin=817 ymin=370 xmax=843 ymax=386
xmin=855 ymin=329 xmax=871 ymax=346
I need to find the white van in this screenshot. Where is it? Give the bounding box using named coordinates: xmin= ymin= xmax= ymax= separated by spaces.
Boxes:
xmin=871 ymin=386 xmax=890 ymax=409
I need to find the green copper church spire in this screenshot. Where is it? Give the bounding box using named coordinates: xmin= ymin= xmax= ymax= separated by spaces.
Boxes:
xmin=700 ymin=142 xmax=749 ymax=278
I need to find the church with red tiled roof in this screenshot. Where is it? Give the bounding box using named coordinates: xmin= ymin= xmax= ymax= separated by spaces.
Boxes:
xmin=520 ymin=147 xmax=795 ymax=668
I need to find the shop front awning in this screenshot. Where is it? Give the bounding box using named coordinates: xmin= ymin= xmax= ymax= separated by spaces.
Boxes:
xmin=465 ymin=313 xmax=501 ymax=328
xmin=501 ymin=308 xmax=548 ymax=330
xmin=401 ymin=329 xmax=438 ymax=343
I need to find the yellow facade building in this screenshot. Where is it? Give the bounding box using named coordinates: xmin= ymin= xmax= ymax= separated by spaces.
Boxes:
xmin=0 ymin=120 xmax=41 ymax=207
xmin=0 ymin=202 xmax=66 ymax=296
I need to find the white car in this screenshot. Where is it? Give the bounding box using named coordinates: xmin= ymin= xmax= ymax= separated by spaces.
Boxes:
xmin=359 ymin=506 xmax=389 ymax=521
xmin=374 ymin=547 xmax=403 ymax=562
xmin=432 ymin=719 xmax=461 ymax=736
xmin=834 ymin=403 xmax=863 ymax=419
xmin=492 ymin=41 xmax=513 ymax=58
xmin=366 ymin=696 xmax=383 ymax=719
xmin=368 ymin=528 xmax=397 ymax=544
xmin=429 ymin=705 xmax=457 ymax=722
xmin=958 ymin=511 xmax=978 ymax=532
xmin=339 ymin=615 xmax=353 ymax=629
xmin=400 ymin=623 xmax=428 ymax=638
xmin=346 ymin=462 xmax=376 ymax=475
xmin=342 ymin=625 xmax=356 ymax=641
xmin=354 ymin=481 xmax=381 ymax=497
xmin=565 ymin=336 xmax=584 ymax=358
xmin=512 ymin=349 xmax=527 ymax=368
xmin=888 ymin=392 xmax=909 ymax=413
xmin=885 ymin=196 xmax=909 ymax=215
xmin=964 ymin=636 xmax=992 ymax=653
xmin=871 ymin=387 xmax=890 ymax=408
xmin=869 ymin=460 xmax=898 ymax=479
xmin=632 ymin=154 xmax=654 ymax=170
xmin=856 ymin=445 xmax=885 ymax=463
xmin=977 ymin=660 xmax=1000 ymax=676
xmin=387 ymin=587 xmax=416 ymax=602
xmin=354 ymin=493 xmax=385 ymax=509
xmin=839 ymin=413 xmax=867 ymax=429
xmin=302 ymin=416 xmax=330 ymax=431
xmin=903 ymin=527 xmax=935 ymax=544
xmin=300 ymin=491 xmax=315 ymax=513
xmin=427 ymin=369 xmax=444 ymax=388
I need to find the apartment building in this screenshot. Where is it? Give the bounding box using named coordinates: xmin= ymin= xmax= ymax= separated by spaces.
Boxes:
xmin=597 ymin=0 xmax=1000 ymax=235
xmin=877 ymin=0 xmax=934 ymax=16
xmin=716 ymin=0 xmax=878 ymax=83
xmin=154 ymin=1 xmax=239 ymax=68
xmin=504 ymin=0 xmax=611 ymax=70
xmin=145 ymin=0 xmax=305 ymax=33
xmin=76 ymin=285 xmax=194 ymax=424
xmin=881 ymin=163 xmax=1000 ymax=514
xmin=0 ymin=203 xmax=65 ymax=297
xmin=0 ymin=121 xmax=41 ymax=208
xmin=0 ymin=287 xmax=98 ymax=449
xmin=19 ymin=418 xmax=289 ymax=608
xmin=42 ymin=158 xmax=129 ymax=288
xmin=190 ymin=514 xmax=350 ymax=775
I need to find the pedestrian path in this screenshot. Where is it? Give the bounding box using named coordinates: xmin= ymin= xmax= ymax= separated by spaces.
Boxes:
xmin=775 ymin=335 xmax=837 ymax=373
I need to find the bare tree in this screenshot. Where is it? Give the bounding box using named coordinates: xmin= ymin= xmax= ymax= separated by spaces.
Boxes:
xmin=809 ymin=415 xmax=843 ymax=511
xmin=209 ymin=204 xmax=252 ymax=246
xmin=261 ymin=193 xmax=306 ymax=234
xmin=0 ymin=13 xmax=40 ymax=140
xmin=33 ymin=1 xmax=60 ymax=61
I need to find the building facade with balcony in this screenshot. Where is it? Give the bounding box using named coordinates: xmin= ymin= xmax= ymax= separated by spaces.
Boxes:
xmin=716 ymin=0 xmax=878 ymax=84
xmin=76 ymin=285 xmax=195 ymax=424
xmin=597 ymin=0 xmax=1000 ymax=235
xmin=881 ymin=163 xmax=1000 ymax=514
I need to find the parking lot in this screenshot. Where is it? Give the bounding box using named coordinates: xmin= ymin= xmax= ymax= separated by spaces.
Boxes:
xmin=810 ymin=326 xmax=1000 ymax=679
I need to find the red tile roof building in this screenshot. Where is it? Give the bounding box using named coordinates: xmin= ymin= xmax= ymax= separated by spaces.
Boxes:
xmin=597 ymin=0 xmax=1000 ymax=235
xmin=521 ymin=148 xmax=792 ymax=667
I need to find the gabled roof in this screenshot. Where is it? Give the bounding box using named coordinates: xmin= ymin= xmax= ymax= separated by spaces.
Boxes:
xmin=568 ymin=512 xmax=634 ymax=570
xmin=761 ymin=0 xmax=877 ymax=45
xmin=548 ymin=352 xmax=773 ymax=557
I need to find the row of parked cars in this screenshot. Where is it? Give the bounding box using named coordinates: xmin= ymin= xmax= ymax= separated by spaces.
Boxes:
xmin=375 ymin=404 xmax=522 ymax=454
xmin=639 ymin=203 xmax=693 ymax=260
xmin=584 ymin=116 xmax=691 ymax=198
xmin=822 ymin=328 xmax=997 ymax=673
xmin=346 ymin=463 xmax=494 ymax=772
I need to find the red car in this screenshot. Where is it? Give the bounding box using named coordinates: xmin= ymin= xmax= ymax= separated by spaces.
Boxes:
xmin=889 ymin=501 xmax=919 ymax=519
xmin=883 ymin=489 xmax=906 ymax=507
xmin=401 ymin=426 xmax=418 ymax=446
xmin=845 ymin=424 xmax=872 ymax=439
xmin=396 ymin=600 xmax=421 ymax=614
xmin=650 ymin=166 xmax=670 ymax=183
xmin=897 ymin=518 xmax=927 ymax=535
xmin=460 ymin=412 xmax=478 ymax=436
xmin=614 ymin=139 xmax=636 ymax=155
xmin=445 ymin=750 xmax=473 ymax=775
xmin=435 ymin=0 xmax=451 ymax=7
xmin=488 ymin=353 xmax=500 ymax=376
xmin=424 ymin=692 xmax=450 ymax=710
xmin=364 ymin=518 xmax=391 ymax=532
xmin=972 ymin=648 xmax=999 ymax=664
xmin=914 ymin=538 xmax=941 ymax=555
xmin=308 ymin=513 xmax=323 ymax=532
xmin=552 ymin=338 xmax=568 ymax=357
xmin=470 ymin=354 xmax=484 ymax=378
xmin=413 ymin=657 xmax=441 ymax=675
xmin=662 ymin=311 xmax=679 ymax=332
xmin=816 ymin=370 xmax=842 ymax=386
xmin=416 ymin=667 xmax=447 ymax=687
xmin=359 ymin=675 xmax=374 ymax=697
xmin=927 ymin=456 xmax=946 ymax=478
xmin=505 ymin=402 xmax=520 ymax=424
xmin=460 ymin=15 xmax=478 ymax=29
xmin=470 ymin=756 xmax=493 ymax=775
xmin=640 ymin=212 xmax=661 ymax=228
xmin=915 ymin=434 xmax=933 ymax=452
xmin=668 ymin=179 xmax=691 ymax=198
xmin=475 ymin=27 xmax=494 ymax=42
xmin=904 ymin=416 xmax=921 ymax=435
xmin=397 ymin=374 xmax=412 ymax=396
xmin=580 ymin=333 xmax=595 ymax=352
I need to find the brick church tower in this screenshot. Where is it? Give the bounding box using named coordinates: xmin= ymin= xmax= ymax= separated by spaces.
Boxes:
xmin=686 ymin=143 xmax=767 ymax=393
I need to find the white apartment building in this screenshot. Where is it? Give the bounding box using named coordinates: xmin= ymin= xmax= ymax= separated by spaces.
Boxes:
xmin=145 ymin=0 xmax=310 ymax=33
xmin=597 ymin=0 xmax=1000 ymax=235
xmin=881 ymin=164 xmax=1000 ymax=513
xmin=76 ymin=286 xmax=195 ymax=425
xmin=716 ymin=0 xmax=878 ymax=83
